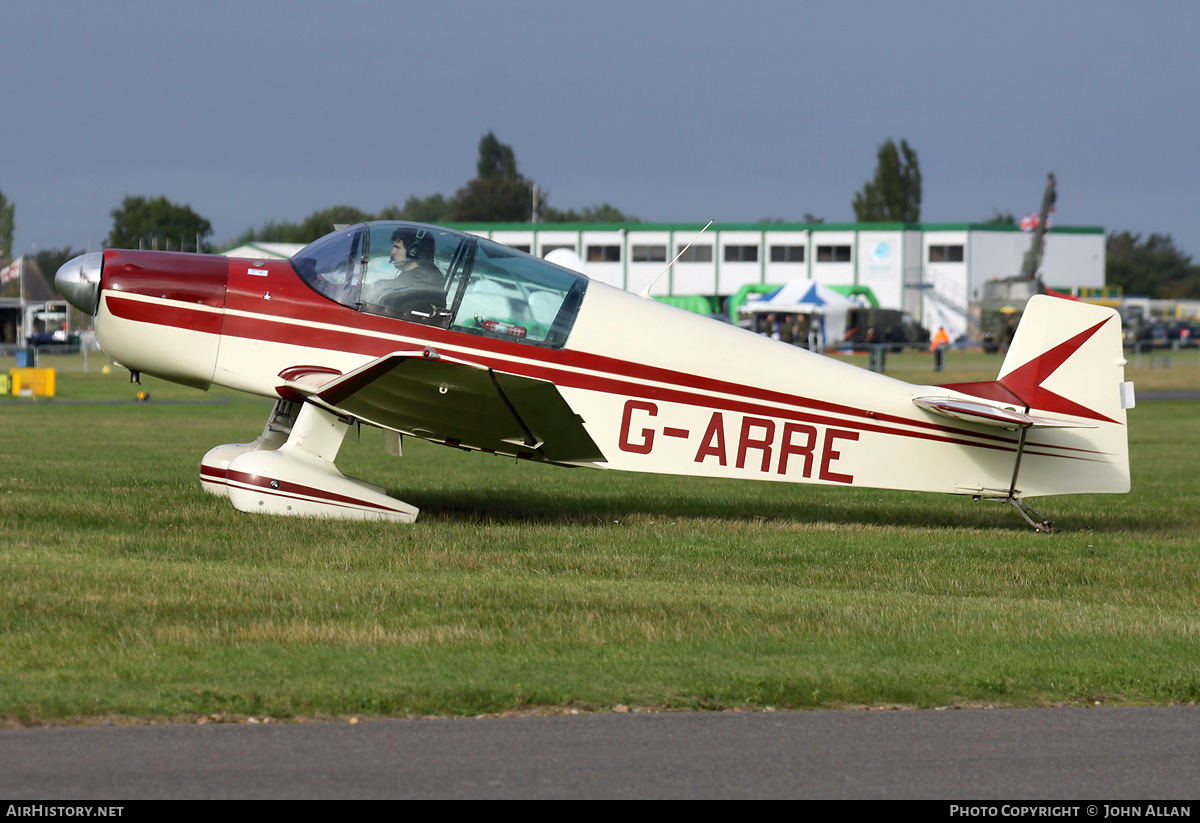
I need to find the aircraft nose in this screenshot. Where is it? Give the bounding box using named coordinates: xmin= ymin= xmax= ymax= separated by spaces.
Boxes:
xmin=55 ymin=252 xmax=104 ymax=315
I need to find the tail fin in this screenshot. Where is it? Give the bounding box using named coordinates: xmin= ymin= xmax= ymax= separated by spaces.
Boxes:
xmin=1000 ymin=295 xmax=1132 ymax=495
xmin=998 ymin=295 xmax=1131 ymax=429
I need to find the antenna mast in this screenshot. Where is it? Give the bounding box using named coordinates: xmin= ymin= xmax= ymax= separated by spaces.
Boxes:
xmin=638 ymin=220 xmax=714 ymax=299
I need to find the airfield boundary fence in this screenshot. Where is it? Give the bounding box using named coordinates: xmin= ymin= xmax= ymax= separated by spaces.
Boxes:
xmin=0 ymin=344 xmax=103 ymax=373
xmin=1127 ymin=341 xmax=1200 ymax=370
xmin=828 ymin=341 xmax=1200 ymax=375
xmin=826 ymin=342 xmax=994 ymax=375
xmin=4 ymin=341 xmax=1199 ymax=381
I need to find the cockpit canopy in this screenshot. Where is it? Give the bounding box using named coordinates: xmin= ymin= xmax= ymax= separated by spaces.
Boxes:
xmin=290 ymin=222 xmax=588 ymax=348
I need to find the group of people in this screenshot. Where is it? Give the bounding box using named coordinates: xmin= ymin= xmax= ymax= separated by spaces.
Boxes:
xmin=754 ymin=311 xmax=950 ymax=355
xmin=753 ymin=312 xmax=820 ymax=349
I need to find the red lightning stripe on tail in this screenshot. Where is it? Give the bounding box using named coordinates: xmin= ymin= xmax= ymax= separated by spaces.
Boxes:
xmin=999 ymin=318 xmax=1118 ymax=423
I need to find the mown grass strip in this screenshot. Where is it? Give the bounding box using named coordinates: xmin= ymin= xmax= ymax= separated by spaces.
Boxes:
xmin=1 ymin=356 xmax=1197 ymax=722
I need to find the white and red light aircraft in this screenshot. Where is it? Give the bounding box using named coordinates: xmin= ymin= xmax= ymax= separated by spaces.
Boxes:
xmin=56 ymin=221 xmax=1134 ymax=530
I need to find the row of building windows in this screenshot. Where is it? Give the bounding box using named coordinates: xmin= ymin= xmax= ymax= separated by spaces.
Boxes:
xmin=533 ymin=242 xmax=965 ymax=264
xmin=576 ymin=244 xmax=844 ymax=264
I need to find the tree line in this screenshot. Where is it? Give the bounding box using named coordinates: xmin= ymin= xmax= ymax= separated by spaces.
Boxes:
xmin=228 ymin=132 xmax=639 ymax=248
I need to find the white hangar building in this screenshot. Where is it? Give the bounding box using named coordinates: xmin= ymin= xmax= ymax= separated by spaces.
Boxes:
xmin=449 ymin=222 xmax=1106 ymax=341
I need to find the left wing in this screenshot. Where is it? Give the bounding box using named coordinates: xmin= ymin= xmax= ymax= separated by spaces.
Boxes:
xmin=283 ymin=349 xmax=605 ymax=465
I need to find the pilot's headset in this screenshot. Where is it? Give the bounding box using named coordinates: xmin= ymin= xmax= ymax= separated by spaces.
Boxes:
xmin=407 ymin=228 xmax=434 ymax=260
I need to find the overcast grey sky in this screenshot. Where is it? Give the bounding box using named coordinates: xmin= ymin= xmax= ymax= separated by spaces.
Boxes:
xmin=4 ymin=0 xmax=1198 ymax=259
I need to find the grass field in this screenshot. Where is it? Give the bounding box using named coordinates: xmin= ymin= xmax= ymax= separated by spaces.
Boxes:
xmin=1 ymin=351 xmax=1198 ymax=724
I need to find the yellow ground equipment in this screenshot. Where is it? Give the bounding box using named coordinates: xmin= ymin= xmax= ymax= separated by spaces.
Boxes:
xmin=10 ymin=368 xmax=56 ymax=397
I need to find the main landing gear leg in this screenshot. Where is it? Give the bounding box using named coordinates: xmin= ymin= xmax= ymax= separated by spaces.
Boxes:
xmin=210 ymin=401 xmax=418 ymax=522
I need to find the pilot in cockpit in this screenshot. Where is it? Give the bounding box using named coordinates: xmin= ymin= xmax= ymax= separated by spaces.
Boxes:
xmin=368 ymin=226 xmax=446 ymax=316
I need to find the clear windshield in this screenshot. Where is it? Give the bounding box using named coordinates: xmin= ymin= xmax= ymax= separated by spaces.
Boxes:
xmin=448 ymin=236 xmax=586 ymax=346
xmin=359 ymin=223 xmax=470 ymax=323
xmin=292 ymin=222 xmax=587 ymax=348
xmin=290 ymin=226 xmax=365 ymax=308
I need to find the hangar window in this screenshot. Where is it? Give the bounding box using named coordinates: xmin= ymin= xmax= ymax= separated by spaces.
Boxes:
xmin=770 ymin=245 xmax=806 ymax=263
xmin=724 ymin=245 xmax=759 ymax=263
xmin=929 ymin=245 xmax=964 ymax=262
xmin=587 ymin=245 xmax=621 ymax=262
xmin=817 ymin=245 xmax=852 ymax=263
xmin=676 ymin=244 xmax=713 ymax=263
xmin=632 ymin=244 xmax=667 ymax=263
xmin=540 ymin=244 xmax=575 ymax=257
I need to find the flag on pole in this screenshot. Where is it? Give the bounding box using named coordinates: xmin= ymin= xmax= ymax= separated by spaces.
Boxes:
xmin=0 ymin=256 xmax=21 ymax=286
xmin=1019 ymin=206 xmax=1056 ymax=233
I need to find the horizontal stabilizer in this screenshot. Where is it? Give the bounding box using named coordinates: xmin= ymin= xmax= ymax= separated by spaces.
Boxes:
xmin=912 ymin=396 xmax=1097 ymax=430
